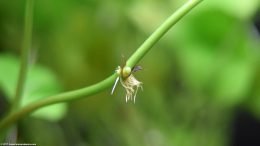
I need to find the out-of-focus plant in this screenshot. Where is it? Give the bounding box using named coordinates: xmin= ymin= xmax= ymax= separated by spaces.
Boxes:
xmin=0 ymin=0 xmax=203 ymax=139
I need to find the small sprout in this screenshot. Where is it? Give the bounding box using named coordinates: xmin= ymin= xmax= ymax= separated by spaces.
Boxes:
xmin=122 ymin=66 xmax=132 ymax=78
xmin=111 ymin=65 xmax=143 ymax=103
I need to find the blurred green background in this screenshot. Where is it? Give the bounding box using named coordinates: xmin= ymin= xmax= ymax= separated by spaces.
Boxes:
xmin=0 ymin=0 xmax=260 ymax=146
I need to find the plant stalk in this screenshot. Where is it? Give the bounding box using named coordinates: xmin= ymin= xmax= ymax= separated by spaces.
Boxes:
xmin=0 ymin=0 xmax=202 ymax=134
xmin=126 ymin=0 xmax=202 ymax=67
xmin=12 ymin=0 xmax=34 ymax=111
xmin=0 ymin=74 xmax=118 ymax=133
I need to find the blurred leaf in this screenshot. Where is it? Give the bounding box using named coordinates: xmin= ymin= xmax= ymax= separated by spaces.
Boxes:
xmin=0 ymin=54 xmax=19 ymax=97
xmin=0 ymin=54 xmax=66 ymax=121
xmin=213 ymin=60 xmax=254 ymax=107
xmin=31 ymin=104 xmax=67 ymax=122
xmin=178 ymin=44 xmax=215 ymax=91
xmin=171 ymin=8 xmax=237 ymax=47
xmin=168 ymin=4 xmax=258 ymax=108
xmin=200 ymin=0 xmax=260 ymax=20
xmin=128 ymin=0 xmax=169 ymax=33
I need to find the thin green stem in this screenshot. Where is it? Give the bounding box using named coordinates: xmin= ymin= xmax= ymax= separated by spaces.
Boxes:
xmin=0 ymin=0 xmax=202 ymax=133
xmin=12 ymin=0 xmax=34 ymax=111
xmin=0 ymin=74 xmax=118 ymax=133
xmin=126 ymin=0 xmax=202 ymax=68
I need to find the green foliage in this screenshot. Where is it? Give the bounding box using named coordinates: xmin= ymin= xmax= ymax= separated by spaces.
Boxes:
xmin=169 ymin=0 xmax=259 ymax=108
xmin=0 ymin=54 xmax=66 ymax=121
xmin=0 ymin=0 xmax=259 ymax=146
xmin=203 ymin=0 xmax=259 ymax=20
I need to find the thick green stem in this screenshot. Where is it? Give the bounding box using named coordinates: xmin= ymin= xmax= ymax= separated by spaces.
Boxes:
xmin=12 ymin=0 xmax=34 ymax=111
xmin=126 ymin=0 xmax=202 ymax=68
xmin=0 ymin=0 xmax=202 ymax=133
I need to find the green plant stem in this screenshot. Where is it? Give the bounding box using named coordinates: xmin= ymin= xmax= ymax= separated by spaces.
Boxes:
xmin=126 ymin=0 xmax=202 ymax=68
xmin=0 ymin=74 xmax=118 ymax=133
xmin=12 ymin=0 xmax=34 ymax=111
xmin=0 ymin=0 xmax=202 ymax=133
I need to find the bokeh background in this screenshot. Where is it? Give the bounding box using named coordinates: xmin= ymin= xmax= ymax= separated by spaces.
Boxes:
xmin=0 ymin=0 xmax=260 ymax=146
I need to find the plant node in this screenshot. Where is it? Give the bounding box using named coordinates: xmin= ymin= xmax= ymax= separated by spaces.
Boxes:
xmin=112 ymin=66 xmax=143 ymax=103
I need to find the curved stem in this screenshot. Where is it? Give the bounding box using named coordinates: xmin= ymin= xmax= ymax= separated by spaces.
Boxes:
xmin=0 ymin=74 xmax=118 ymax=132
xmin=126 ymin=0 xmax=202 ymax=67
xmin=0 ymin=0 xmax=202 ymax=133
xmin=12 ymin=0 xmax=34 ymax=111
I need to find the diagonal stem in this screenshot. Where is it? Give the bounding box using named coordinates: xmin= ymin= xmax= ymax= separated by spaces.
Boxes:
xmin=0 ymin=0 xmax=203 ymax=134
xmin=126 ymin=0 xmax=202 ymax=68
xmin=0 ymin=74 xmax=117 ymax=135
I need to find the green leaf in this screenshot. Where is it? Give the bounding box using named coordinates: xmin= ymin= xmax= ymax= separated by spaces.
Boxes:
xmin=213 ymin=60 xmax=254 ymax=107
xmin=168 ymin=1 xmax=259 ymax=107
xmin=178 ymin=44 xmax=216 ymax=91
xmin=199 ymin=0 xmax=260 ymax=20
xmin=0 ymin=54 xmax=67 ymax=121
xmin=0 ymin=54 xmax=19 ymax=98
